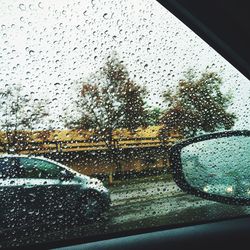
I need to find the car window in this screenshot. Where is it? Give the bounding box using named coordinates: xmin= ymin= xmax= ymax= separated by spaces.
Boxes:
xmin=0 ymin=157 xmax=19 ymax=178
xmin=19 ymin=158 xmax=63 ymax=179
xmin=0 ymin=0 xmax=249 ymax=248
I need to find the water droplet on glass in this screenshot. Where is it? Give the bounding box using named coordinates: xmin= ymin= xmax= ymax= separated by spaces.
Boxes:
xmin=29 ymin=50 xmax=35 ymax=56
xmin=19 ymin=4 xmax=26 ymax=11
xmin=38 ymin=2 xmax=43 ymax=9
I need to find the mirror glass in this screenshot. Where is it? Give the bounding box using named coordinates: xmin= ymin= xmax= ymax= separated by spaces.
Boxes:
xmin=181 ymin=135 xmax=250 ymax=199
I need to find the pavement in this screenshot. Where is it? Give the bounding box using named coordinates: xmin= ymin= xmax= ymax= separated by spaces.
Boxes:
xmin=110 ymin=180 xmax=183 ymax=206
xmin=2 ymin=178 xmax=250 ymax=249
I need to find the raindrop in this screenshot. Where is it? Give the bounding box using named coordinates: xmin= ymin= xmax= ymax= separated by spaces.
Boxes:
xmin=19 ymin=4 xmax=26 ymax=11
xmin=38 ymin=2 xmax=43 ymax=9
xmin=29 ymin=4 xmax=35 ymax=10
xmin=29 ymin=50 xmax=35 ymax=56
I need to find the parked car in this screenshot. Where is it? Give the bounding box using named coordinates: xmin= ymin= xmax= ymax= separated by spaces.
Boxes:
xmin=0 ymin=155 xmax=111 ymax=227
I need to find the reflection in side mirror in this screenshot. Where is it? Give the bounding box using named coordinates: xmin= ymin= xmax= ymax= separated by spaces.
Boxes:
xmin=169 ymin=131 xmax=250 ymax=206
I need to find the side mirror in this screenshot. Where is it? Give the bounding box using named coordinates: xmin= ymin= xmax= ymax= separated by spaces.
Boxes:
xmin=169 ymin=130 xmax=250 ymax=206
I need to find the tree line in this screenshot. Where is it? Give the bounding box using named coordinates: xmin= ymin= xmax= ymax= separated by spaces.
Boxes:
xmin=0 ymin=53 xmax=236 ymax=156
xmin=66 ymin=54 xmax=235 ymax=140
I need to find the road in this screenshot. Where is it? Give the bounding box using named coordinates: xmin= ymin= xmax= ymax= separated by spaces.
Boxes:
xmin=2 ymin=178 xmax=250 ymax=248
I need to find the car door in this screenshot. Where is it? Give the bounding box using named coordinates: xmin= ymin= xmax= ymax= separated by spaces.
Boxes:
xmin=19 ymin=157 xmax=80 ymax=224
xmin=0 ymin=157 xmax=40 ymax=230
xmin=0 ymin=157 xmax=21 ymax=228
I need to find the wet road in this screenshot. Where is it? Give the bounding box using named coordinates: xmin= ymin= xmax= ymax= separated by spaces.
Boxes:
xmin=88 ymin=179 xmax=250 ymax=234
xmin=2 ymin=178 xmax=250 ymax=248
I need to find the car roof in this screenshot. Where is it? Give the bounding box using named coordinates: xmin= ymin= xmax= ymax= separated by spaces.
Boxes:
xmin=0 ymin=154 xmax=64 ymax=167
xmin=0 ymin=154 xmax=85 ymax=176
xmin=158 ymin=0 xmax=250 ymax=79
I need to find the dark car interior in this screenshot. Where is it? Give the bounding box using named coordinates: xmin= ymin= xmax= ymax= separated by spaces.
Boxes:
xmin=158 ymin=0 xmax=250 ymax=79
xmin=5 ymin=0 xmax=250 ymax=249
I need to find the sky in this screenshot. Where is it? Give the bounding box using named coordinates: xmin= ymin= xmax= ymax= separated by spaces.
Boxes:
xmin=0 ymin=0 xmax=249 ymax=130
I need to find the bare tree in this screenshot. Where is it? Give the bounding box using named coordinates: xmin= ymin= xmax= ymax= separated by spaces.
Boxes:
xmin=66 ymin=54 xmax=148 ymax=172
xmin=0 ymin=85 xmax=48 ymax=153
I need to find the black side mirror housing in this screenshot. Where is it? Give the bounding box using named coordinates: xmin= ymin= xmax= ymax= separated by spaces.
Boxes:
xmin=169 ymin=130 xmax=250 ymax=206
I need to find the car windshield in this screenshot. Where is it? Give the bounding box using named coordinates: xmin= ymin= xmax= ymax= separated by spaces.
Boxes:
xmin=0 ymin=0 xmax=249 ymax=248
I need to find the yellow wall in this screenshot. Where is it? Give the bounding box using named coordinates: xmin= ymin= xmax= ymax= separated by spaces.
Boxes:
xmin=0 ymin=125 xmax=181 ymax=143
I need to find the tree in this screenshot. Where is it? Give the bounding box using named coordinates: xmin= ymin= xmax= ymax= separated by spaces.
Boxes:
xmin=145 ymin=107 xmax=162 ymax=126
xmin=67 ymin=54 xmax=148 ymax=171
xmin=161 ymin=70 xmax=236 ymax=138
xmin=0 ymin=85 xmax=48 ymax=153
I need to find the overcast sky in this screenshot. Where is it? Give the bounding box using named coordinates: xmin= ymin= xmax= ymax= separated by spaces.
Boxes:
xmin=0 ymin=0 xmax=249 ymax=130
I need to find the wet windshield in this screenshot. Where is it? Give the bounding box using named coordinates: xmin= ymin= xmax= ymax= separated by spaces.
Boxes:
xmin=0 ymin=0 xmax=249 ymax=248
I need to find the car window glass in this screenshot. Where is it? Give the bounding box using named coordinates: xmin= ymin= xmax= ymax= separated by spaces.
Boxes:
xmin=19 ymin=158 xmax=63 ymax=179
xmin=0 ymin=0 xmax=249 ymax=248
xmin=0 ymin=157 xmax=19 ymax=178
